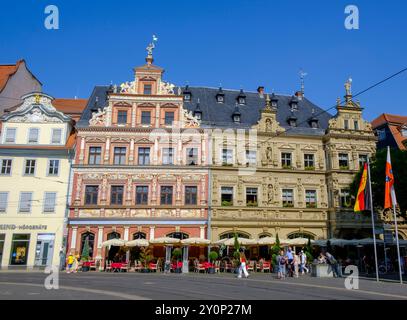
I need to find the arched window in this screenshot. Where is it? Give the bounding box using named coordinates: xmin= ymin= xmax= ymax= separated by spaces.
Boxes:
xmin=80 ymin=232 xmax=95 ymax=258
xmin=167 ymin=232 xmax=189 ymax=240
xmin=133 ymin=232 xmax=146 ymax=240
xmin=287 ymin=232 xmax=315 ymax=240
xmin=107 ymin=232 xmax=121 ymax=240
xmin=258 ymin=233 xmax=272 ymax=239
xmin=220 ymin=232 xmax=250 ymax=240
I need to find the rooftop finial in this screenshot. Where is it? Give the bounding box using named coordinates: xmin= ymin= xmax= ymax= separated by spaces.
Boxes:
xmin=299 ymin=69 xmax=307 ymax=95
xmin=146 ymin=34 xmax=158 ymax=65
xmin=345 ymin=77 xmax=352 ymax=96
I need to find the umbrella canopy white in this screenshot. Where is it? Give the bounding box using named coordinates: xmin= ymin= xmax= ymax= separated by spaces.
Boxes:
xmin=257 ymin=237 xmax=277 ymax=245
xmin=223 ymin=237 xmax=257 ymax=246
xmin=313 ymin=239 xmax=353 ymax=247
xmin=125 ymin=239 xmax=149 ymax=247
xmin=101 ymin=239 xmax=126 ymax=247
xmin=181 ymin=237 xmax=211 ymax=245
xmin=212 ymin=238 xmax=228 ymax=246
xmin=285 ymin=238 xmax=312 ymax=246
xmin=149 ymin=237 xmax=181 ymax=245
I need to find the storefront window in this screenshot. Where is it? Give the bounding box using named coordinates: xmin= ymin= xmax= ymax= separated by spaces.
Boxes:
xmin=80 ymin=232 xmax=95 ymax=258
xmin=10 ymin=234 xmax=30 ymax=266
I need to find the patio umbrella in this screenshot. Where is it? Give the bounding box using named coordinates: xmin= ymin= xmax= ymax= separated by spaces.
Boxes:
xmin=181 ymin=237 xmax=211 ymax=245
xmin=101 ymin=239 xmax=126 ymax=247
xmin=351 ymin=238 xmax=384 ymax=245
xmin=149 ymin=237 xmax=181 ymax=245
xmin=212 ymin=239 xmax=228 ymax=246
xmin=125 ymin=239 xmax=149 ymax=247
xmin=313 ymin=239 xmax=352 ymax=247
xmin=257 ymin=237 xmax=276 ymax=245
xmin=223 ymin=238 xmax=257 ymax=246
xmin=285 ymin=238 xmax=311 ymax=246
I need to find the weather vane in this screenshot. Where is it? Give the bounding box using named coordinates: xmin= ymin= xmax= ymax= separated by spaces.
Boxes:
xmin=299 ymin=69 xmax=308 ymax=94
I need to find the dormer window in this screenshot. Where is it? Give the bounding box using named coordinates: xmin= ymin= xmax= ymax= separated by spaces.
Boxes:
xmin=237 ymin=89 xmax=246 ymax=105
xmin=183 ymin=85 xmax=192 ymax=102
xmin=310 ymin=119 xmax=319 ymax=129
xmin=216 ymin=87 xmax=225 ymax=103
xmin=287 ymin=113 xmax=297 ymax=127
xmin=232 ymin=104 xmax=241 ymax=124
xmin=290 ymin=96 xmax=299 ymax=111
xmin=193 ymin=99 xmax=202 ymax=120
xmin=270 ymin=94 xmax=278 ymax=108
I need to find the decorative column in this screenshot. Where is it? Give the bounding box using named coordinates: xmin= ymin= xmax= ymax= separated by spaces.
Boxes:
xmin=104 ymin=137 xmax=111 ymax=163
xmin=155 ymin=103 xmax=160 ymax=128
xmin=201 ymin=135 xmax=206 ymax=165
xmin=154 ymin=138 xmax=159 ymax=165
xmin=200 ymin=226 xmax=205 ymax=239
xmin=97 ymin=226 xmax=104 ymax=270
xmin=124 ymin=227 xmax=130 ymax=241
xmin=75 ymin=175 xmax=82 ymax=205
xmin=70 ymin=227 xmax=78 ymax=251
xmin=176 ymin=176 xmax=182 ymax=205
xmin=177 ymin=138 xmax=182 ymax=165
xmin=129 ymin=139 xmax=135 ymax=165
xmin=79 ymin=137 xmax=85 ymax=164
xmin=131 ymin=103 xmax=137 ymax=127
xmin=149 ymin=226 xmax=155 ymax=240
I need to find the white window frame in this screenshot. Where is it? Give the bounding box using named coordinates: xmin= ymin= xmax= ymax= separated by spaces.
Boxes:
xmin=0 ymin=158 xmax=13 ymax=176
xmin=245 ymin=150 xmax=257 ymax=166
xmin=43 ymin=192 xmax=57 ymax=213
xmin=0 ymin=192 xmax=9 ymax=213
xmin=221 ymin=148 xmax=234 ymax=165
xmin=23 ymin=159 xmax=37 ymax=176
xmin=47 ymin=159 xmax=60 ymax=176
xmin=162 ymin=148 xmax=174 ymax=165
xmin=4 ymin=127 xmax=17 ymax=143
xmin=51 ymin=128 xmax=63 ymax=145
xmin=27 ymin=128 xmax=40 ymax=144
xmin=19 ymin=192 xmax=33 ymax=213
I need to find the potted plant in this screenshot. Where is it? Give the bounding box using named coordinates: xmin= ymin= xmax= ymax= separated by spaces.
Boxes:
xmin=233 ymin=233 xmax=241 ymax=274
xmin=172 ymin=248 xmax=183 ymax=273
xmin=81 ymin=237 xmax=91 ymax=272
xmin=208 ymin=251 xmax=219 ymax=274
xmin=271 ymin=233 xmax=281 ymax=272
xmin=139 ymin=246 xmax=153 ymax=273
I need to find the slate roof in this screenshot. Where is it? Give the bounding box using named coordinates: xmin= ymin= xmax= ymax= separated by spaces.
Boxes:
xmin=78 ymin=85 xmax=332 ymax=135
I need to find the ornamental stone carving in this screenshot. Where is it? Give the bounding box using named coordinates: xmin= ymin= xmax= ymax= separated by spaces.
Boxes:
xmin=159 ymin=81 xmax=176 ymax=95
xmin=89 ymin=108 xmax=106 ymax=126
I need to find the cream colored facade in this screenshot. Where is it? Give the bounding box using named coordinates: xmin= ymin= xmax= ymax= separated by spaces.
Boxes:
xmin=0 ymin=93 xmax=74 ymax=269
xmin=209 ymin=83 xmax=380 ymax=242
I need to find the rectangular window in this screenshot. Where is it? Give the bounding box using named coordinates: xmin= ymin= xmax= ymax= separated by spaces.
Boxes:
xmin=10 ymin=234 xmax=30 ymax=266
xmin=344 ymin=119 xmax=349 ymax=130
xmin=136 ymin=186 xmax=149 ymax=205
xmin=162 ymin=148 xmax=174 ymax=165
xmin=28 ymin=128 xmax=39 ymax=144
xmin=246 ymin=188 xmax=258 ymax=207
xmin=221 ymin=187 xmax=233 ymax=206
xmin=160 ymin=186 xmax=173 ymax=205
xmin=246 ymin=150 xmax=257 ymax=166
xmin=339 ymin=153 xmax=349 ymax=169
xmin=51 ymin=129 xmax=62 ymax=144
xmin=359 ymin=154 xmax=368 ymax=168
xmin=1 ymin=159 xmax=12 ymax=175
xmin=281 ymin=153 xmax=292 ymax=168
xmin=186 ymin=148 xmax=198 ymax=165
xmin=24 ymin=160 xmax=36 ymax=175
xmin=340 ymin=189 xmax=351 ymax=208
xmin=19 ymin=192 xmax=33 ymax=213
xmin=5 ymin=128 xmax=16 ymax=143
xmin=85 ymin=186 xmax=99 ymax=205
xmin=88 ymin=147 xmax=102 ymax=165
xmin=113 ymin=147 xmax=127 ymax=165
xmin=117 ymin=111 xmax=128 ymax=124
xmin=110 ymin=186 xmax=124 ymax=205
xmin=141 ymin=111 xmax=151 ymax=125
xmin=44 ymin=192 xmax=57 ymax=213
xmin=0 ymin=193 xmax=8 ymax=213
xmin=143 ymin=84 xmax=152 ymax=95
xmin=282 ymin=189 xmax=294 ymax=207
xmin=48 ymin=160 xmax=60 ymax=176
xmin=354 ymin=120 xmax=359 ymax=131
xmin=305 ymin=190 xmax=317 ymax=208
xmin=222 ymin=149 xmax=233 ymax=165
xmin=304 ymin=154 xmax=315 ymax=169
xmin=138 ymin=147 xmax=151 ymax=165
xmin=185 ymin=186 xmax=197 ymax=205
xmin=164 ymin=112 xmax=174 ymax=125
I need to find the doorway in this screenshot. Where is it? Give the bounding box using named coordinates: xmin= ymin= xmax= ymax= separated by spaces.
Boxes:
xmin=34 ymin=234 xmax=55 ymax=267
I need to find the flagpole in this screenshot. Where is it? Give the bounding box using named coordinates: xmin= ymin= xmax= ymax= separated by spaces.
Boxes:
xmin=367 ymin=158 xmax=379 ymax=282
xmin=392 ymin=203 xmax=403 ymax=284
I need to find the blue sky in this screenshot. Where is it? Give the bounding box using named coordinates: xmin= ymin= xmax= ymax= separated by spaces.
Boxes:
xmin=1 ymin=0 xmax=406 ymax=120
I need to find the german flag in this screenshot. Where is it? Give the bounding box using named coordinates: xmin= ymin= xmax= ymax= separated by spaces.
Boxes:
xmin=354 ymin=162 xmax=372 ymax=212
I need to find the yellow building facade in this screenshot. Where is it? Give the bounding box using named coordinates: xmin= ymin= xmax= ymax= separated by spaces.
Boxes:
xmin=0 ymin=93 xmax=75 ymax=269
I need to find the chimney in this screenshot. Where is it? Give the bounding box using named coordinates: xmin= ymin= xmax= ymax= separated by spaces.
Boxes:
xmin=295 ymin=91 xmax=304 ymax=101
xmin=257 ymin=86 xmax=265 ymax=98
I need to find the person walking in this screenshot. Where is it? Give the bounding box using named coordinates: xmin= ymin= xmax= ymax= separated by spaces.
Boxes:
xmin=326 ymin=252 xmax=340 ymax=278
xmin=285 ymin=247 xmax=294 ymax=277
xmin=300 ymin=250 xmax=309 ymax=274
xmin=237 ymin=251 xmax=249 ymax=278
xmin=294 ymin=252 xmax=300 ymax=278
xmin=277 ymin=250 xmax=286 ymax=279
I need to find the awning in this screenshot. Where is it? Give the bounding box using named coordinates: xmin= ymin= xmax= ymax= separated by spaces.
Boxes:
xmin=149 ymin=237 xmax=181 ymax=245
xmin=125 ymin=239 xmax=149 ymax=247
xmin=257 ymin=237 xmax=277 ymax=245
xmin=101 ymin=239 xmax=126 ymax=247
xmin=223 ymin=238 xmax=257 ymax=246
xmin=284 ymin=238 xmax=312 ymax=246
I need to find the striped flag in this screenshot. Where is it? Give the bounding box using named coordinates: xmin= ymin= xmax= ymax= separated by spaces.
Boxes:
xmin=384 ymin=146 xmax=397 ymax=209
xmin=354 ymin=162 xmax=372 ymax=212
